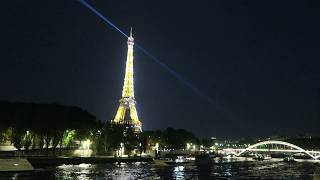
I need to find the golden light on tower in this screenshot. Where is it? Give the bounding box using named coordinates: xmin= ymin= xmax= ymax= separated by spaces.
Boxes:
xmin=111 ymin=28 xmax=142 ymax=132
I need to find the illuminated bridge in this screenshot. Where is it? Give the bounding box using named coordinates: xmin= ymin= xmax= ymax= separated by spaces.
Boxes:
xmin=223 ymin=140 xmax=320 ymax=159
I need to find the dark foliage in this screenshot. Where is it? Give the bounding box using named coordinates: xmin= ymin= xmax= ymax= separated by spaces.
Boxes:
xmin=0 ymin=101 xmax=98 ymax=150
xmin=0 ymin=101 xmax=201 ymax=156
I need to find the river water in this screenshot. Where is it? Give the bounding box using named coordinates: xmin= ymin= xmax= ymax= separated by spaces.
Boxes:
xmin=1 ymin=158 xmax=320 ymax=179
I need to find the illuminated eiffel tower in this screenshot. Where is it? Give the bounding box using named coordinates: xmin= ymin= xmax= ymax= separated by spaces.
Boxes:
xmin=111 ymin=28 xmax=142 ymax=132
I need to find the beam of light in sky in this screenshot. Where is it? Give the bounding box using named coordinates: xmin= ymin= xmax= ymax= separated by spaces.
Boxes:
xmin=79 ymin=0 xmax=128 ymax=38
xmin=134 ymin=44 xmax=222 ymax=110
xmin=79 ymin=0 xmax=228 ymax=114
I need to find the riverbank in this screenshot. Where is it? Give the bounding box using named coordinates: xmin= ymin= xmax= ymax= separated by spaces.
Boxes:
xmin=0 ymin=158 xmax=34 ymax=172
xmin=27 ymin=156 xmax=154 ymax=167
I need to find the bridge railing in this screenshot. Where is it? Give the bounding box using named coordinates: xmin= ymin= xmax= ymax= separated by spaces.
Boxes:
xmin=227 ymin=140 xmax=320 ymax=159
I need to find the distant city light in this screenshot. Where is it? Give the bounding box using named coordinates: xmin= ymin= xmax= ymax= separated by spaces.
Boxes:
xmin=81 ymin=139 xmax=91 ymax=150
xmin=186 ymin=143 xmax=191 ymax=150
xmin=120 ymin=142 xmax=124 ymax=157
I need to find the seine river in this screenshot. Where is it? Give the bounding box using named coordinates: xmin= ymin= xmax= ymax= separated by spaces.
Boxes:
xmin=1 ymin=158 xmax=320 ymax=179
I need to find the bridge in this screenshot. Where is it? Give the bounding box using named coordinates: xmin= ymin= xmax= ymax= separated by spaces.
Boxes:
xmin=223 ymin=140 xmax=320 ymax=159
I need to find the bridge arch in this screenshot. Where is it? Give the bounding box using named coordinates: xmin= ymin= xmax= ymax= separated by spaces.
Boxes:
xmin=236 ymin=140 xmax=317 ymax=159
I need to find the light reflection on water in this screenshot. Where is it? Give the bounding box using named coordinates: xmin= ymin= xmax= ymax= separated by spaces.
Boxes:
xmin=1 ymin=158 xmax=320 ymax=179
xmin=54 ymin=162 xmax=157 ymax=180
xmin=173 ymin=166 xmax=185 ymax=180
xmin=56 ymin=163 xmax=93 ymax=180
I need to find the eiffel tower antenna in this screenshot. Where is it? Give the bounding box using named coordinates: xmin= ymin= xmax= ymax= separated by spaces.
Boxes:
xmin=130 ymin=27 xmax=133 ymax=37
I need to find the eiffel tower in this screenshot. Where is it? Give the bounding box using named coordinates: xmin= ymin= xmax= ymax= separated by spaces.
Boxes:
xmin=111 ymin=28 xmax=142 ymax=132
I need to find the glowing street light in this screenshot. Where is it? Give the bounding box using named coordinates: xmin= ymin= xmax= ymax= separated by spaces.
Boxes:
xmin=81 ymin=139 xmax=91 ymax=150
xmin=77 ymin=139 xmax=92 ymax=157
xmin=120 ymin=142 xmax=124 ymax=157
xmin=155 ymin=143 xmax=159 ymax=152
xmin=186 ymin=143 xmax=191 ymax=150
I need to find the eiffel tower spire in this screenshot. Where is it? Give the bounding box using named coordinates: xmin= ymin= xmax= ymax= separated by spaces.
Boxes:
xmin=112 ymin=28 xmax=142 ymax=132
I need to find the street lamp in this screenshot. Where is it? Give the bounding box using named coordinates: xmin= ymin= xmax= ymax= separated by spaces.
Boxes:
xmin=186 ymin=143 xmax=191 ymax=150
xmin=155 ymin=143 xmax=159 ymax=152
xmin=120 ymin=142 xmax=124 ymax=157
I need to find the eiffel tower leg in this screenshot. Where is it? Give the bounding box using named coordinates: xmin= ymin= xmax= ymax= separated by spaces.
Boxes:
xmin=113 ymin=105 xmax=126 ymax=124
xmin=130 ymin=106 xmax=142 ymax=131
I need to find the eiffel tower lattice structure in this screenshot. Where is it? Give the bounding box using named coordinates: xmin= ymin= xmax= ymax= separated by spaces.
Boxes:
xmin=111 ymin=28 xmax=142 ymax=132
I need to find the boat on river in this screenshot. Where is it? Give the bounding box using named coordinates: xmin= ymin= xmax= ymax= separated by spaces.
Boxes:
xmin=253 ymin=154 xmax=271 ymax=161
xmin=154 ymin=156 xmax=195 ymax=166
xmin=283 ymin=156 xmax=296 ymax=163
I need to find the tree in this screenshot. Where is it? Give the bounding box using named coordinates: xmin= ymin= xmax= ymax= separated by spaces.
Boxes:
xmin=138 ymin=132 xmax=148 ymax=156
xmin=11 ymin=128 xmax=23 ymax=150
xmin=62 ymin=130 xmax=76 ymax=147
xmin=106 ymin=124 xmax=125 ymax=155
xmin=0 ymin=128 xmax=13 ymax=144
xmin=0 ymin=101 xmax=99 ymax=153
xmin=22 ymin=131 xmax=33 ymax=150
xmin=124 ymin=127 xmax=138 ymax=156
xmin=162 ymin=128 xmax=199 ymax=149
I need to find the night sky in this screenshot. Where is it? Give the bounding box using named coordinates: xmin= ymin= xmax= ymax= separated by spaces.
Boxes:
xmin=2 ymin=0 xmax=320 ymax=138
